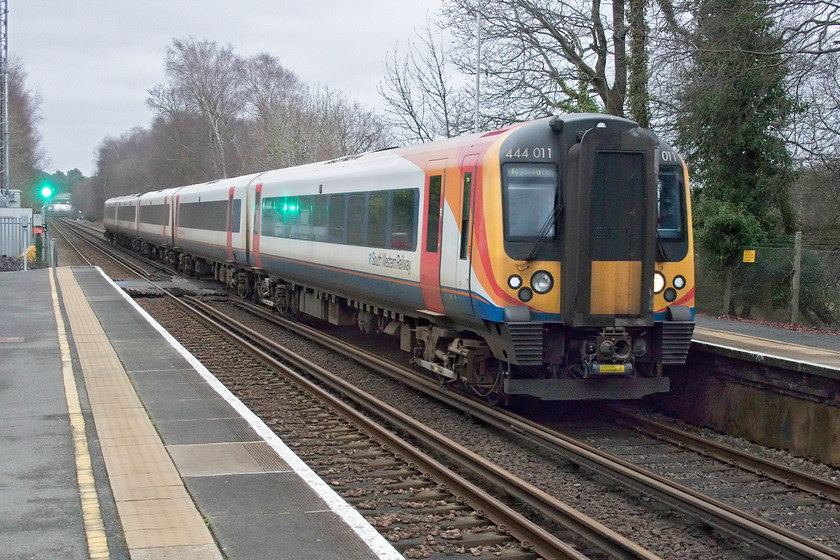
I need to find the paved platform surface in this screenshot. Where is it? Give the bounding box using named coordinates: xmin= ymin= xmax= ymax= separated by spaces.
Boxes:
xmin=0 ymin=266 xmax=401 ymax=560
xmin=694 ymin=315 xmax=840 ymax=372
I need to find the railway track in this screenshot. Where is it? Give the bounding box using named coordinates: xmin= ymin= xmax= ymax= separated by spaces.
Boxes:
xmin=49 ymin=218 xmax=171 ymax=280
xmin=220 ymin=298 xmax=840 ymax=560
xmin=52 ymin=219 xmax=840 ymax=559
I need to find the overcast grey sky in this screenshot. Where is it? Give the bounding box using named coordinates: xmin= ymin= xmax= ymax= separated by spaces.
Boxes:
xmin=13 ymin=1 xmax=443 ymax=176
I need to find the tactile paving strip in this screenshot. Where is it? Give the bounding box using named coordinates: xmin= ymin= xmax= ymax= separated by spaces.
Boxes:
xmin=57 ymin=268 xmax=223 ymax=559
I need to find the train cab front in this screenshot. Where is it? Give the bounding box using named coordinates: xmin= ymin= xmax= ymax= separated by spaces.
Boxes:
xmin=488 ymin=114 xmax=694 ymax=401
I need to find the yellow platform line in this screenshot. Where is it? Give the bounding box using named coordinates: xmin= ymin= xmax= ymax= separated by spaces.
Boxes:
xmin=55 ymin=268 xmax=222 ymax=559
xmin=50 ymin=270 xmax=110 ymax=559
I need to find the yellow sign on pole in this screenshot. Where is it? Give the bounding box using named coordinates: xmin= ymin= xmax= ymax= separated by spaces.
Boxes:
xmin=743 ymin=250 xmax=756 ymax=263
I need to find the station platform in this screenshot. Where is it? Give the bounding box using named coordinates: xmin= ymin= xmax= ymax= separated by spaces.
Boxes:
xmin=694 ymin=315 xmax=840 ymax=373
xmin=0 ymin=266 xmax=401 ymax=560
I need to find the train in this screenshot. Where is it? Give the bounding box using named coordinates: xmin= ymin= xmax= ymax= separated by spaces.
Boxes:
xmin=104 ymin=114 xmax=695 ymax=402
xmin=44 ymin=193 xmax=76 ymax=218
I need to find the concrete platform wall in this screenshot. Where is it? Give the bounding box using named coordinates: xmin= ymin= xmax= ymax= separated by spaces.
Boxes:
xmin=661 ymin=352 xmax=840 ymax=466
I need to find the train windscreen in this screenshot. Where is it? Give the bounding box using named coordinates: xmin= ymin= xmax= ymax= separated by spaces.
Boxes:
xmin=657 ymin=166 xmax=685 ymax=240
xmin=502 ymin=163 xmax=559 ymax=240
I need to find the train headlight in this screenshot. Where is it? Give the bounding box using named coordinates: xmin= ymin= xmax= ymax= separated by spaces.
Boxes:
xmin=654 ymin=272 xmax=666 ymax=294
xmin=508 ymin=275 xmax=523 ymax=289
xmin=518 ymin=288 xmax=534 ymax=302
xmin=673 ymin=275 xmax=686 ymax=290
xmin=530 ymin=271 xmax=554 ymax=294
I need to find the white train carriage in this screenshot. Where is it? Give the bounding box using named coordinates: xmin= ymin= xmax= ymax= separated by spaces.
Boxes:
xmin=249 ymin=152 xmax=425 ymax=317
xmin=174 ymin=174 xmax=263 ymax=279
xmin=104 ymin=194 xmax=141 ymax=244
xmin=136 ymin=188 xmax=182 ymax=260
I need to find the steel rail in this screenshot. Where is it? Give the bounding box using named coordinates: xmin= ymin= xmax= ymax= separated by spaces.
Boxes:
xmin=61 ymin=219 xmax=175 ymax=279
xmin=48 ymin=219 xmax=93 ymax=266
xmin=613 ymin=411 xmax=840 ymax=504
xmin=188 ymin=298 xmax=659 ymax=560
xmin=232 ymin=299 xmax=840 ymax=560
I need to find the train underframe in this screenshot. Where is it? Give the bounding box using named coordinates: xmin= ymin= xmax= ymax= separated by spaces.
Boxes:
xmin=108 ymin=238 xmax=691 ymax=402
xmin=217 ymin=262 xmax=691 ymax=402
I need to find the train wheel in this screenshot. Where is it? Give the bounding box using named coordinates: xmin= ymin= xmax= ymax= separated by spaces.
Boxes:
xmin=470 ymin=360 xmax=507 ymax=406
xmin=273 ymin=284 xmax=296 ymax=318
xmin=235 ymin=272 xmax=252 ymax=299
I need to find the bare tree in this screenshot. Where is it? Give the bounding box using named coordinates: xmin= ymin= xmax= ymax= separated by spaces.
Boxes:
xmin=442 ymin=0 xmax=631 ymax=123
xmin=309 ymin=87 xmax=392 ymax=159
xmin=8 ymin=59 xmax=45 ymax=207
xmin=240 ymin=54 xmax=308 ymax=170
xmin=148 ymin=38 xmax=245 ymax=179
xmin=379 ymin=21 xmax=473 ymax=142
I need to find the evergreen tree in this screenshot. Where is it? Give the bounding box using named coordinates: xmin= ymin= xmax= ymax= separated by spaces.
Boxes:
xmin=676 ymin=0 xmax=796 ymax=260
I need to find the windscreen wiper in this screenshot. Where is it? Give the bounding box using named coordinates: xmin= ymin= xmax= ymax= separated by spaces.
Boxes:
xmin=656 ymin=230 xmax=669 ymax=261
xmin=523 ymin=203 xmax=564 ymax=261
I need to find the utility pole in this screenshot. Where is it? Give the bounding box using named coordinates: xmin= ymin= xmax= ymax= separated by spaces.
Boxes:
xmin=0 ymin=0 xmax=9 ymax=203
xmin=474 ymin=9 xmax=481 ymax=134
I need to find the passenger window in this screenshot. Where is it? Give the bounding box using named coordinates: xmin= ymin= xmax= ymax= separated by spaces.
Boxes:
xmin=391 ymin=189 xmax=417 ymax=250
xmin=347 ymin=193 xmax=366 ymax=245
xmin=460 ymin=172 xmax=472 ymax=259
xmin=312 ymin=195 xmax=328 ymax=241
xmin=229 ymin=200 xmax=241 ymax=233
xmin=328 ymin=194 xmax=346 ymax=244
xmin=368 ymin=191 xmax=388 ymax=248
xmin=294 ymin=196 xmax=311 ymax=239
xmin=261 ymin=197 xmax=281 ymax=237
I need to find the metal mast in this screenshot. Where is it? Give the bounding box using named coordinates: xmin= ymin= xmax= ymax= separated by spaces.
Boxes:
xmin=0 ymin=0 xmax=9 ymax=199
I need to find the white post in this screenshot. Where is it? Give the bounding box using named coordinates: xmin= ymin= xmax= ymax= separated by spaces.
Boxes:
xmin=20 ymin=214 xmax=28 ymax=271
xmin=791 ymin=231 xmax=802 ymax=324
xmin=475 ymin=10 xmax=481 ymax=133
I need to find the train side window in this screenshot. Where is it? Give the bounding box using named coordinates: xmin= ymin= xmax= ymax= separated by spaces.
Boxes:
xmin=283 ymin=196 xmax=298 ymax=238
xmin=460 ymin=172 xmax=472 ymax=259
xmin=328 ymin=194 xmax=347 ymax=244
xmin=181 ymin=200 xmax=228 ymax=231
xmin=229 ymin=199 xmax=241 ymax=233
xmin=312 ymin=195 xmax=328 ymax=242
xmin=391 ymin=188 xmax=417 ymax=250
xmin=296 ymin=195 xmax=312 ymax=239
xmin=117 ymin=205 xmax=135 ymax=222
xmin=657 ymin=167 xmax=684 ymax=239
xmin=426 ymin=175 xmax=442 ymax=253
xmin=140 ymin=204 xmax=167 ymax=226
xmin=368 ymin=191 xmax=388 ymax=248
xmin=347 ymin=193 xmax=366 ymax=245
xmin=261 ymin=196 xmax=280 ymax=237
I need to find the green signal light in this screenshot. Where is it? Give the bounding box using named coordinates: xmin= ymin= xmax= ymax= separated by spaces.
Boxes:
xmin=41 ymin=185 xmax=54 ymax=198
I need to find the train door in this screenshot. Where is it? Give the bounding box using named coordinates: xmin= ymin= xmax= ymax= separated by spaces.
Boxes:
xmin=226 ymin=187 xmax=235 ymax=262
xmin=419 ymin=159 xmax=447 ymax=314
xmin=133 ymin=199 xmax=140 ymax=237
xmin=173 ymin=195 xmax=180 ymax=247
xmin=164 ymin=196 xmax=172 ymax=246
xmin=251 ymin=183 xmax=263 ymax=269
xmin=230 ymin=184 xmax=249 ymax=266
xmin=563 ymin=126 xmax=657 ymax=326
xmin=439 ymin=154 xmax=479 ymax=316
